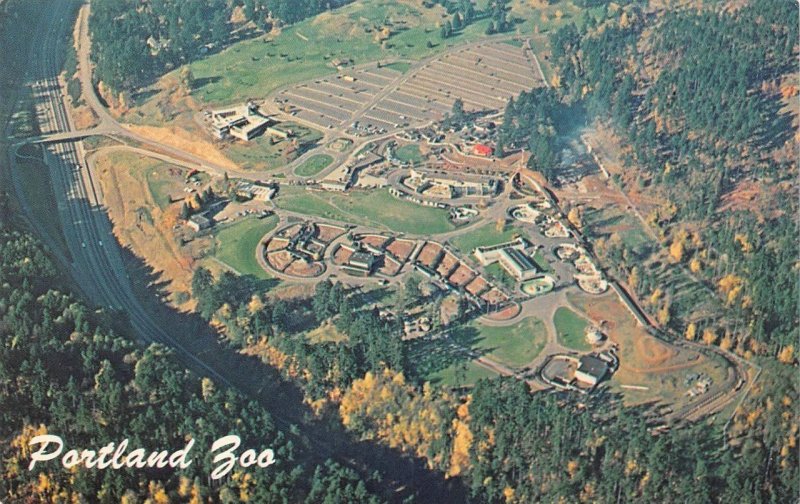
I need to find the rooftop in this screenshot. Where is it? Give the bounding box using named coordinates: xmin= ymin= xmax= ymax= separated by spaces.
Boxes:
xmin=499 ymin=248 xmax=538 ymax=273
xmin=577 ymin=355 xmax=608 ymax=379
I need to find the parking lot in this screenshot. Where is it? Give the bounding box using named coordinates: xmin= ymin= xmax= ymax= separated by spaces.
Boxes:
xmin=275 ymin=65 xmax=403 ymax=131
xmin=273 ymin=41 xmax=546 ymax=136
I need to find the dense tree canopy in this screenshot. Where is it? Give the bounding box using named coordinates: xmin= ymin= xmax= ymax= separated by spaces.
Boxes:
xmin=548 ymin=0 xmax=798 ymax=351
xmin=0 ymin=225 xmax=384 ymax=502
xmin=90 ymin=0 xmax=348 ymax=91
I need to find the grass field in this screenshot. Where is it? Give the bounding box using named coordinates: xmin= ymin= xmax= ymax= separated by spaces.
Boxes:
xmin=294 ymin=154 xmax=334 ymax=177
xmin=584 ymin=205 xmax=650 ymax=250
xmin=143 ymin=171 xmax=172 ymax=210
xmin=484 ymin=262 xmax=516 ymax=289
xmin=224 ymin=123 xmax=323 ymax=172
xmin=426 ymin=360 xmax=498 ymax=387
xmin=275 ymin=186 xmax=454 ymax=234
xmin=177 ymin=0 xmax=511 ymax=106
xmin=394 ymin=144 xmax=423 ymax=164
xmin=450 ymin=223 xmax=520 ymax=254
xmin=213 ymin=216 xmax=279 ymax=279
xmin=553 ymin=306 xmax=591 ymax=351
xmin=532 ymin=249 xmax=551 ymax=272
xmin=454 ymin=317 xmax=547 ymax=369
xmin=306 ymin=321 xmax=348 ymax=344
xmin=113 ymin=151 xmax=209 ymax=212
xmin=407 ymin=335 xmax=500 ymax=387
xmin=382 ymin=61 xmax=412 ymax=74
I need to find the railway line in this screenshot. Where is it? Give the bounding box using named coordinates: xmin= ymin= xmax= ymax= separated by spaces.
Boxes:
xmin=9 ymin=2 xmax=463 ymax=501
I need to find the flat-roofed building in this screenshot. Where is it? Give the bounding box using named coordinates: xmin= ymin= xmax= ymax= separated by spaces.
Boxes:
xmin=187 ymin=214 xmax=213 ymax=232
xmin=236 ymin=181 xmax=277 ymax=201
xmin=498 ymin=248 xmax=538 ymax=281
xmin=574 ymin=355 xmax=608 ymax=386
xmin=349 ymin=251 xmax=377 ymax=273
xmin=473 ymin=237 xmax=529 ymax=265
xmin=211 ymin=103 xmax=272 ymax=141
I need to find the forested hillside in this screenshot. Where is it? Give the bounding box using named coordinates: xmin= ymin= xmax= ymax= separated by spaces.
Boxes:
xmin=90 ymin=0 xmax=350 ymax=91
xmin=548 ymin=0 xmax=798 ymax=354
xmin=4 ymin=0 xmax=798 ymax=501
xmin=192 ymin=267 xmax=799 ymax=503
xmin=0 ymin=216 xmax=382 ymax=502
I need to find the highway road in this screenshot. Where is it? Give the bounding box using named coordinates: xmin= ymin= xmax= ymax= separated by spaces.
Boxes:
xmin=9 ymin=3 xmax=466 ymax=500
xmin=15 ymin=0 xmax=748 ymax=446
xmin=16 ymin=0 xmax=249 ymax=389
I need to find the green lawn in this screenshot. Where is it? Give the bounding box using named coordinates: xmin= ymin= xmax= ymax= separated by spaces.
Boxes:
xmin=294 ymin=154 xmax=334 ymax=177
xmin=406 ymin=333 xmax=500 ymax=387
xmin=104 ymin=151 xmax=202 ymax=212
xmin=275 ymin=186 xmax=454 ymax=234
xmin=450 ymin=223 xmax=519 ymax=254
xmin=213 ymin=216 xmax=279 ymax=279
xmin=532 ymin=249 xmax=552 ymax=273
xmin=584 ymin=206 xmax=650 ymax=250
xmin=178 ymin=0 xmax=508 ymax=105
xmin=382 ymin=61 xmax=412 ymax=74
xmin=484 ymin=262 xmax=516 ymax=289
xmin=144 ymin=169 xmax=183 ymax=210
xmin=427 ymin=361 xmax=498 ymax=387
xmin=394 ymin=144 xmax=423 ymax=164
xmin=553 ymin=307 xmax=591 ymax=351
xmin=453 ymin=317 xmax=548 ymax=370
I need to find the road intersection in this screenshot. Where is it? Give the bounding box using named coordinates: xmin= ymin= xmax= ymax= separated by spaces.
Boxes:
xmin=10 ymin=1 xmax=752 ymax=436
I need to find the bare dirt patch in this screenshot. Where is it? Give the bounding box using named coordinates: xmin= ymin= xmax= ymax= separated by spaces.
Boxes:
xmin=94 ymin=151 xmax=199 ymax=306
xmin=126 ymin=124 xmax=239 ymax=170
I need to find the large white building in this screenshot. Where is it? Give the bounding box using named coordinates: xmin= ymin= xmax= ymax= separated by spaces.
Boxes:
xmin=211 ymin=103 xmax=271 ymax=141
xmin=473 ymin=237 xmax=529 ymax=264
xmin=473 ymin=237 xmax=538 ymax=281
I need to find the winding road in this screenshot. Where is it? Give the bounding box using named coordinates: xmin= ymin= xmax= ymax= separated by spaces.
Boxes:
xmin=13 ymin=0 xmax=751 ymax=440
xmin=8 ymin=3 xmax=466 ymax=501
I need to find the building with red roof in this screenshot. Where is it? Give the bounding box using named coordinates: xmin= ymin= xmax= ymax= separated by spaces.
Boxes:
xmin=472 ymin=144 xmax=493 ymax=157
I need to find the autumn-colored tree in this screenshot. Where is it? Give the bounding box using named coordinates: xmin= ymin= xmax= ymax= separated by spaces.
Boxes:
xmin=247 ymin=294 xmax=264 ymax=314
xmin=669 ymin=239 xmax=684 ymax=262
xmin=649 ymin=287 xmax=662 ymax=305
xmin=340 ymin=368 xmax=455 ymax=469
xmin=147 ymin=481 xmax=170 ymax=504
xmin=718 ymin=274 xmax=745 ymax=305
xmin=702 ymin=327 xmax=717 ymax=346
xmin=449 ymin=398 xmax=473 ymax=476
xmin=685 ymin=322 xmax=697 ymax=341
xmin=657 ymin=302 xmax=671 ymax=326
xmin=734 ymin=233 xmax=752 ymax=253
xmin=628 ymin=266 xmax=640 ymax=289
xmin=777 ymin=345 xmax=795 ymax=364
xmin=179 ymin=66 xmax=194 ymax=95
xmin=568 ymin=207 xmax=583 ymax=228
